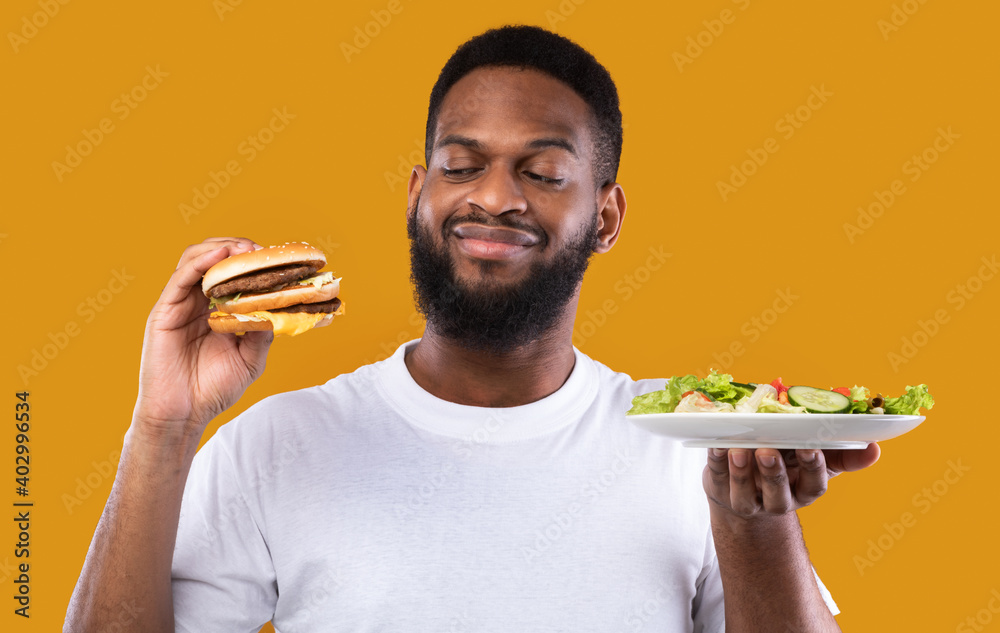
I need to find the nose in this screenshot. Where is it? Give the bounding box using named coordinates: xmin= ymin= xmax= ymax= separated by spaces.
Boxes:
xmin=466 ymin=165 xmax=528 ymax=216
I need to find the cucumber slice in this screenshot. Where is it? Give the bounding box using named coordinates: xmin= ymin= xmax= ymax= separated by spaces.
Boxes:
xmin=731 ymin=382 xmax=757 ymax=398
xmin=694 ymin=388 xmax=717 ymax=401
xmin=787 ymin=386 xmax=852 ymax=413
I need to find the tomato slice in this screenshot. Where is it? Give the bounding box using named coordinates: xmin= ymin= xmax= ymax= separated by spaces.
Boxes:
xmin=681 ymin=390 xmax=708 ymax=402
xmin=832 ymin=387 xmax=851 ymax=397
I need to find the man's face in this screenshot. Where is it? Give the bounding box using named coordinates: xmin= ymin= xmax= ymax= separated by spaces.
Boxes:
xmin=406 ymin=66 xmax=622 ymax=353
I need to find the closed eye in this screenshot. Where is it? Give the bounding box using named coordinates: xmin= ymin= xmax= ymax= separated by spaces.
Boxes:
xmin=442 ymin=168 xmax=480 ymax=178
xmin=525 ymin=172 xmax=564 ymax=185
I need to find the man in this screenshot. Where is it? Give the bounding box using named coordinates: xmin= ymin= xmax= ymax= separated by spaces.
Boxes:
xmin=65 ymin=25 xmax=879 ymax=632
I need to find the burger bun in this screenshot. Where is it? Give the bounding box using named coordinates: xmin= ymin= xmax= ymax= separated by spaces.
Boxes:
xmin=207 ymin=312 xmax=335 ymax=335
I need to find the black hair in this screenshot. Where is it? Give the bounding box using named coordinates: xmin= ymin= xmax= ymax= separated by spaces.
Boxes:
xmin=425 ymin=25 xmax=623 ymax=188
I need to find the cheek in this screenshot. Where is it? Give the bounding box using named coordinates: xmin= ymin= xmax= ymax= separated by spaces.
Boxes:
xmin=527 ymin=188 xmax=595 ymax=236
xmin=418 ymin=181 xmax=465 ymax=220
xmin=411 ymin=197 xmax=452 ymax=246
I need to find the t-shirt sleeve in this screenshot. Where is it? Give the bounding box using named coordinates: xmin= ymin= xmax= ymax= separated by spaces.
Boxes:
xmin=171 ymin=432 xmax=277 ymax=632
xmin=691 ymin=526 xmax=840 ymax=631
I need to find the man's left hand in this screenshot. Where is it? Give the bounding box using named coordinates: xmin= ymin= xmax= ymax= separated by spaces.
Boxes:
xmin=703 ymin=445 xmax=881 ymax=518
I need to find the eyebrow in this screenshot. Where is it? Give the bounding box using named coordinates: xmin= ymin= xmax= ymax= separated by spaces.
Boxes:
xmin=436 ymin=134 xmax=485 ymax=152
xmin=436 ymin=134 xmax=577 ymax=157
xmin=526 ymin=137 xmax=577 ymax=156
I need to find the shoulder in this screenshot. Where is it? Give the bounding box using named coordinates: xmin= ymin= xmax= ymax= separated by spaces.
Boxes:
xmin=582 ymin=351 xmax=667 ymax=403
xmin=579 ymin=352 xmax=705 ymax=467
xmin=207 ymin=358 xmax=385 ymax=452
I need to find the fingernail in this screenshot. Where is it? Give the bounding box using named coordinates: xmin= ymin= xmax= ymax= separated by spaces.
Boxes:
xmin=758 ymin=454 xmax=776 ymax=468
xmin=731 ymin=451 xmax=748 ymax=468
xmin=801 ymin=451 xmax=818 ymax=463
xmin=253 ymin=243 xmax=264 ymax=250
xmin=711 ymin=448 xmax=727 ymax=458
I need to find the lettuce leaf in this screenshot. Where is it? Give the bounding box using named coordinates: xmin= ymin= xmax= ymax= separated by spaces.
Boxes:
xmin=627 ymin=371 xmax=744 ymax=414
xmin=627 ymin=374 xmax=699 ymax=415
xmin=697 ymin=370 xmax=744 ymax=405
xmin=298 ymin=271 xmax=335 ymax=288
xmin=884 ymin=384 xmax=935 ymax=415
xmin=849 ymin=385 xmax=870 ymax=413
xmin=208 ymin=292 xmax=240 ymax=310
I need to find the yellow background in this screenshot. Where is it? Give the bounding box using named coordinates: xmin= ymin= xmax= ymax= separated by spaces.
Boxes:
xmin=2 ymin=0 xmax=997 ymax=630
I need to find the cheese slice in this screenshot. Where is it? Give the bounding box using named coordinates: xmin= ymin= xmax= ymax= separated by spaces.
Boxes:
xmin=258 ymin=311 xmax=326 ymax=336
xmin=210 ymin=310 xmax=329 ymax=336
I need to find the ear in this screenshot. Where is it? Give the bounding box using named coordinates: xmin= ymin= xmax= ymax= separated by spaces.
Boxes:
xmin=406 ymin=165 xmax=427 ymax=220
xmin=594 ymin=182 xmax=626 ymax=254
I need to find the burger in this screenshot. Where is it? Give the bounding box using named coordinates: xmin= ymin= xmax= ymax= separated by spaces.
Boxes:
xmin=201 ymin=242 xmax=343 ymax=336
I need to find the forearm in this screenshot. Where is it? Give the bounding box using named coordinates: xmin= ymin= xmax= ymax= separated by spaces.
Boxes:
xmin=64 ymin=421 xmax=200 ymax=633
xmin=710 ymin=506 xmax=840 ymax=633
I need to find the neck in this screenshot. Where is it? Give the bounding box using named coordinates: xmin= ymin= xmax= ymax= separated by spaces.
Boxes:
xmin=404 ymin=303 xmax=579 ymax=408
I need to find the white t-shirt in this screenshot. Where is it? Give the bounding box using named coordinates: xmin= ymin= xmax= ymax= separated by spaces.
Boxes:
xmin=172 ymin=340 xmax=837 ymax=632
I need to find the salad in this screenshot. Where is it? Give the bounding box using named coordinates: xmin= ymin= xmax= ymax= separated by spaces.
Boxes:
xmin=627 ymin=371 xmax=934 ymax=416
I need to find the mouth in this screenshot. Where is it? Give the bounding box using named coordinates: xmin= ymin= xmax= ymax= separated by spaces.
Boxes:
xmin=451 ymin=223 xmax=541 ymax=260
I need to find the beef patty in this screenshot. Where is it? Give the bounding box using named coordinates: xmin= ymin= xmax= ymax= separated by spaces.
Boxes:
xmin=271 ymin=298 xmax=342 ymax=314
xmin=208 ymin=262 xmax=323 ymax=298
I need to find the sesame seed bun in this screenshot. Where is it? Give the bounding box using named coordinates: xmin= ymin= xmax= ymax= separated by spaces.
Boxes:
xmin=202 ymin=242 xmax=326 ymax=297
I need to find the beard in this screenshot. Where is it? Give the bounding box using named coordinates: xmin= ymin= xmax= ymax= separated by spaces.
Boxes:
xmin=407 ymin=199 xmax=599 ymax=355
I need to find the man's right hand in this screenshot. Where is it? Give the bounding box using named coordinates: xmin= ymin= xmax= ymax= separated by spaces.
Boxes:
xmin=132 ymin=237 xmax=274 ymax=445
xmin=66 ymin=237 xmax=276 ymax=633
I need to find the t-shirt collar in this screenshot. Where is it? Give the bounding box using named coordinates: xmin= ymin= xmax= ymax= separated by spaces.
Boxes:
xmin=376 ymin=339 xmax=598 ymax=443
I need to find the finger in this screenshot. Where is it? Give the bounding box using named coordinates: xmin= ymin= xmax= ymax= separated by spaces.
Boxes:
xmin=160 ymin=247 xmax=234 ymax=307
xmin=728 ymin=449 xmax=761 ymax=515
xmin=162 ymin=239 xmax=260 ymax=307
xmin=755 ymin=449 xmax=794 ymax=514
xmin=825 ymin=443 xmax=881 ymax=475
xmin=792 ymin=449 xmax=829 ymax=506
xmin=174 ymin=237 xmax=262 ymax=270
xmin=704 ymin=448 xmax=732 ymax=507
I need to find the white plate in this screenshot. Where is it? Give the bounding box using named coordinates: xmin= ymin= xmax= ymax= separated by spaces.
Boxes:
xmin=627 ymin=413 xmax=925 ymax=449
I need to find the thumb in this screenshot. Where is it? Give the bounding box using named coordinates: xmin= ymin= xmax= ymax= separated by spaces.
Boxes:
xmin=846 ymin=442 xmax=881 ymax=471
xmin=830 ymin=442 xmax=881 ymax=474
